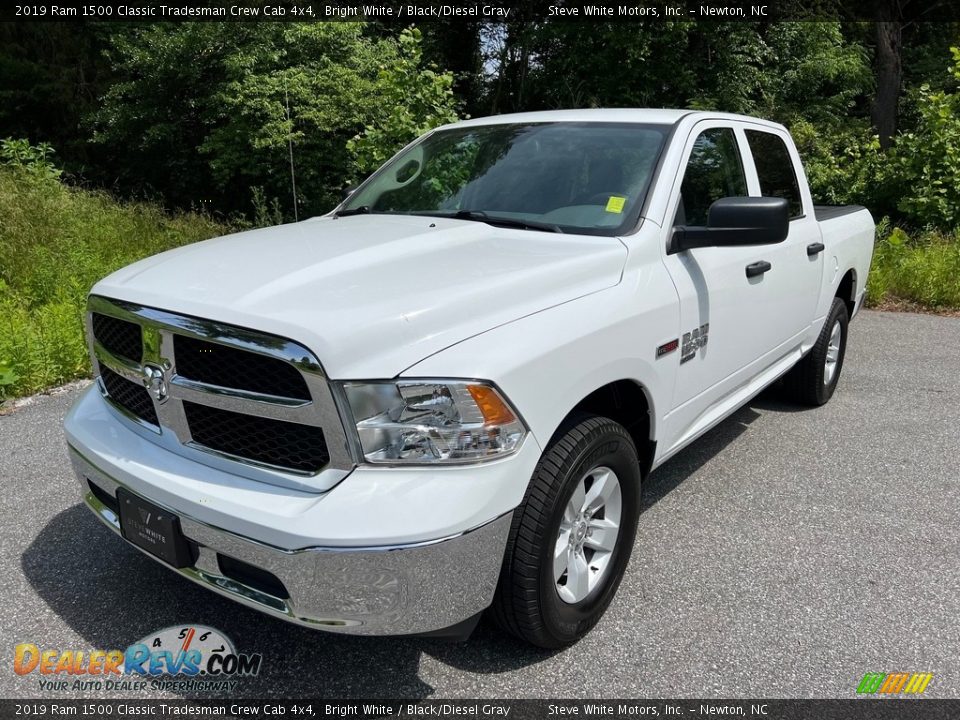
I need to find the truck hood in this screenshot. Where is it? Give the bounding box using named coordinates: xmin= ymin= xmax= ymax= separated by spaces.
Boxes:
xmin=92 ymin=214 xmax=627 ymax=378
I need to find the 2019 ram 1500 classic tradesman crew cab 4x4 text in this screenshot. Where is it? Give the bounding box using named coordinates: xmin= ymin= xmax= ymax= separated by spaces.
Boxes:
xmin=65 ymin=110 xmax=874 ymax=648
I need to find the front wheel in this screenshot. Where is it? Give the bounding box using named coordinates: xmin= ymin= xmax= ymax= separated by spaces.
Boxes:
xmin=785 ymin=296 xmax=849 ymax=406
xmin=490 ymin=414 xmax=641 ymax=648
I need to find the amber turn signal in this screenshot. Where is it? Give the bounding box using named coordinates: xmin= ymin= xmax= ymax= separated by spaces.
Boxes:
xmin=467 ymin=384 xmax=518 ymax=426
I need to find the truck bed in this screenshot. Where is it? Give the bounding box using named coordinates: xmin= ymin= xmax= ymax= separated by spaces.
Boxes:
xmin=814 ymin=204 xmax=867 ymax=222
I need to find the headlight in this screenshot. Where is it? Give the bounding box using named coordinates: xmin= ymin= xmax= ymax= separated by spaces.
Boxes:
xmin=341 ymin=380 xmax=527 ymax=464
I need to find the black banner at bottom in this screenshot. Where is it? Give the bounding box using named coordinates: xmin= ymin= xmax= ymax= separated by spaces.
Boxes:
xmin=2 ymin=699 xmax=959 ymax=720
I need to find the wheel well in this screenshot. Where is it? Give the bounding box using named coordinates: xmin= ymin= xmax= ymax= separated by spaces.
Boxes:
xmin=568 ymin=380 xmax=655 ymax=477
xmin=836 ymin=269 xmax=856 ymax=316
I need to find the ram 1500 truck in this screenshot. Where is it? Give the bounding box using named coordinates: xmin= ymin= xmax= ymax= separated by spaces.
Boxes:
xmin=65 ymin=109 xmax=874 ymax=648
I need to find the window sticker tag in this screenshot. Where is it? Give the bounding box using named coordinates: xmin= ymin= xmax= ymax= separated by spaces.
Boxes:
xmin=605 ymin=195 xmax=626 ymax=213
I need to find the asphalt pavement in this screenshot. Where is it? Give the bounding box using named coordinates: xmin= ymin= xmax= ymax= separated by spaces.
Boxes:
xmin=1 ymin=310 xmax=958 ymax=699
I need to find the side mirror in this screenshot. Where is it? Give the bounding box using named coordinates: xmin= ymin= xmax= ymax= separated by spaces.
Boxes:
xmin=671 ymin=196 xmax=789 ymax=253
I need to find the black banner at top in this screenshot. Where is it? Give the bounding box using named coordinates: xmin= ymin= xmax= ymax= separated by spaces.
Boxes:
xmin=4 ymin=0 xmax=960 ymax=23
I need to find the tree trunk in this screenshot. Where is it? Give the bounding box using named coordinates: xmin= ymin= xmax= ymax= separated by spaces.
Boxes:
xmin=872 ymin=21 xmax=902 ymax=150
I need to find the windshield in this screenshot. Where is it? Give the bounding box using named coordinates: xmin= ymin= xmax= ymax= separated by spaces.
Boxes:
xmin=340 ymin=122 xmax=670 ymax=236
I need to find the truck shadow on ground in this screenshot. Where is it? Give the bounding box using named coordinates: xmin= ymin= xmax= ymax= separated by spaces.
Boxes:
xmin=22 ymin=507 xmax=439 ymax=698
xmin=24 ymin=502 xmax=569 ymax=697
xmin=22 ymin=388 xmax=790 ymax=694
xmin=640 ymin=396 xmax=766 ymax=511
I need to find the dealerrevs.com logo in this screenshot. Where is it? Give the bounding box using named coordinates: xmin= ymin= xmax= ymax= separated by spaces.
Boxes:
xmin=14 ymin=625 xmax=262 ymax=693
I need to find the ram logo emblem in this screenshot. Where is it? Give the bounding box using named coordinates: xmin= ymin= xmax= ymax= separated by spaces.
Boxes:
xmin=142 ymin=364 xmax=168 ymax=404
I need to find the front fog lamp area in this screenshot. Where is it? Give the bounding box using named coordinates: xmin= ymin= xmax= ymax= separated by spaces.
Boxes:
xmin=342 ymin=381 xmax=526 ymax=463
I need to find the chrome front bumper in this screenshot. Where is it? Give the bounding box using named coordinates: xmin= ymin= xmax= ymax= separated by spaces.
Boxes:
xmin=70 ymin=447 xmax=511 ymax=636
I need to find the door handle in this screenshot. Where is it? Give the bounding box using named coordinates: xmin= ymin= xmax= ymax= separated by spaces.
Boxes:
xmin=745 ymin=261 xmax=772 ymax=278
xmin=807 ymin=242 xmax=825 ymax=256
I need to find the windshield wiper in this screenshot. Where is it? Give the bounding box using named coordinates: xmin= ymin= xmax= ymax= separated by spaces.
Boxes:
xmin=334 ymin=205 xmax=372 ymax=217
xmin=430 ymin=209 xmax=563 ymax=234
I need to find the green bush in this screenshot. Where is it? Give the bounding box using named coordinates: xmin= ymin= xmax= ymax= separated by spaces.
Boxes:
xmin=867 ymin=220 xmax=960 ymax=310
xmin=890 ymin=78 xmax=960 ymax=227
xmin=791 ymin=119 xmax=892 ymax=212
xmin=0 ymin=148 xmax=226 ymax=401
xmin=794 ymin=47 xmax=960 ymax=230
xmin=0 ymin=138 xmax=62 ymax=181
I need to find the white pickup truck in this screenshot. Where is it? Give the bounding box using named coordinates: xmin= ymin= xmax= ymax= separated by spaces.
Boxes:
xmin=65 ymin=109 xmax=874 ymax=648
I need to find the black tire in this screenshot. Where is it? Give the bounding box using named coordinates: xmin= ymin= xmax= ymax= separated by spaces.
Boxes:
xmin=490 ymin=414 xmax=641 ymax=648
xmin=784 ymin=296 xmax=849 ymax=406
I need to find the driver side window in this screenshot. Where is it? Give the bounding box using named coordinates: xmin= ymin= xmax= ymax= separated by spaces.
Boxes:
xmin=676 ymin=127 xmax=747 ymax=226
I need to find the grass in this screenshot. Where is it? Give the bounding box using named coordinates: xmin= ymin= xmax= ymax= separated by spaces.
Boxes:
xmin=0 ymin=166 xmax=226 ymax=402
xmin=866 ymin=220 xmax=960 ymax=312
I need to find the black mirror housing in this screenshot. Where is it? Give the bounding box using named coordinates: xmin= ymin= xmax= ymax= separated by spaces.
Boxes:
xmin=672 ymin=196 xmax=790 ymax=252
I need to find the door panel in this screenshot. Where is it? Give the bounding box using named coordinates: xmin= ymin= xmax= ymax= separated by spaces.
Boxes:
xmin=658 ymin=122 xmax=816 ymax=456
xmin=742 ymin=128 xmax=823 ymax=341
xmin=662 ymin=124 xmax=774 ymax=412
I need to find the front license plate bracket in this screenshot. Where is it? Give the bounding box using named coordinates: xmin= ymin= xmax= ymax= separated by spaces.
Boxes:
xmin=117 ymin=488 xmax=198 ymax=568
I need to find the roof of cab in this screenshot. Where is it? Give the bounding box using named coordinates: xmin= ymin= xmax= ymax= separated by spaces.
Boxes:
xmin=440 ymin=108 xmax=784 ymax=131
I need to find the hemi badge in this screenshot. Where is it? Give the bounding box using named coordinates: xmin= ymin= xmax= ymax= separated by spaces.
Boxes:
xmin=656 ymin=339 xmax=679 ymax=358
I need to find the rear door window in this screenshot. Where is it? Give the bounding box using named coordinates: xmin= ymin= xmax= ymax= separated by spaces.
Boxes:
xmin=745 ymin=130 xmax=803 ymax=218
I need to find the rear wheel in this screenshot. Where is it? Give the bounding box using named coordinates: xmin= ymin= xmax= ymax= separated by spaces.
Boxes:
xmin=785 ymin=296 xmax=849 ymax=406
xmin=490 ymin=414 xmax=641 ymax=648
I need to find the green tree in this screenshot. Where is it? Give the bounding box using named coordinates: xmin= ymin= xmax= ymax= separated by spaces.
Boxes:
xmin=489 ymin=21 xmax=870 ymax=124
xmin=758 ymin=23 xmax=872 ymax=126
xmin=890 ymin=48 xmax=960 ymax=226
xmin=348 ymin=28 xmax=460 ymax=177
xmin=92 ymin=23 xmax=457 ymax=219
xmin=199 ymin=23 xmax=393 ymax=215
xmin=0 ymin=23 xmax=114 ymax=176
xmin=92 ymin=23 xmax=240 ymax=210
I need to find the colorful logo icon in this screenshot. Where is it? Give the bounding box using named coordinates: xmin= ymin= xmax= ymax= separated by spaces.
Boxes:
xmin=857 ymin=672 xmax=934 ymax=695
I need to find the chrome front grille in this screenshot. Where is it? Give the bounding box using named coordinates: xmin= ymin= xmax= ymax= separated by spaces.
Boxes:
xmin=173 ymin=334 xmax=311 ymax=400
xmin=183 ymin=401 xmax=330 ymax=473
xmin=86 ymin=295 xmax=353 ymax=491
xmin=98 ymin=363 xmax=158 ymax=425
xmin=92 ymin=313 xmax=142 ymax=364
